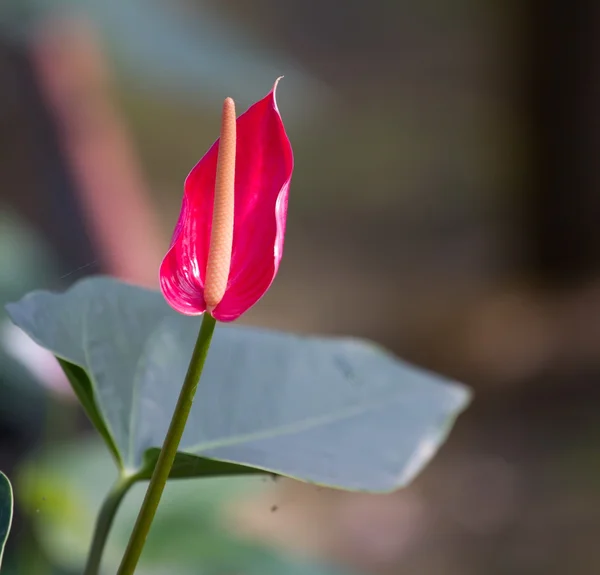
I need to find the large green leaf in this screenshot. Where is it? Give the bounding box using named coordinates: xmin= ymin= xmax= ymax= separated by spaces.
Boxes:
xmin=18 ymin=439 xmax=353 ymax=575
xmin=6 ymin=276 xmax=471 ymax=492
xmin=0 ymin=471 xmax=13 ymax=570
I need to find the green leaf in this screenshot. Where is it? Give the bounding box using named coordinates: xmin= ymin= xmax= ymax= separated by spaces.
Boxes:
xmin=0 ymin=471 xmax=13 ymax=570
xmin=6 ymin=276 xmax=471 ymax=492
xmin=18 ymin=439 xmax=353 ymax=575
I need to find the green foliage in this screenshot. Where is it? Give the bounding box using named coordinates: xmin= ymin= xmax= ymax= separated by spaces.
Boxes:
xmin=0 ymin=471 xmax=13 ymax=570
xmin=6 ymin=276 xmax=471 ymax=492
xmin=18 ymin=440 xmax=351 ymax=575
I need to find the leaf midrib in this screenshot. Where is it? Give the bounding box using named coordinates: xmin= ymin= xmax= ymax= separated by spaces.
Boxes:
xmin=180 ymin=388 xmax=430 ymax=454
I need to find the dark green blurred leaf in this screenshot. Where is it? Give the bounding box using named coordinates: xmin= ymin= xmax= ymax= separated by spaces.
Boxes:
xmin=0 ymin=211 xmax=57 ymax=302
xmin=6 ymin=276 xmax=471 ymax=492
xmin=18 ymin=440 xmax=353 ymax=575
xmin=0 ymin=209 xmax=61 ymax=428
xmin=0 ymin=471 xmax=13 ymax=570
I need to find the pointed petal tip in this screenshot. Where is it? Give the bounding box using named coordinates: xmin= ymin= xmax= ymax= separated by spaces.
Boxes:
xmin=271 ymin=76 xmax=285 ymax=110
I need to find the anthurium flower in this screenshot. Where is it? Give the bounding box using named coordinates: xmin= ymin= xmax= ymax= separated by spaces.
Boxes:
xmin=159 ymin=79 xmax=294 ymax=322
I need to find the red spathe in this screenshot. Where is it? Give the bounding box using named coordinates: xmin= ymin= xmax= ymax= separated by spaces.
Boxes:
xmin=159 ymin=81 xmax=294 ymax=321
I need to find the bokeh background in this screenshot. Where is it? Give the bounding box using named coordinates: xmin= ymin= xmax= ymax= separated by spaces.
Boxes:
xmin=1 ymin=1 xmax=600 ymax=574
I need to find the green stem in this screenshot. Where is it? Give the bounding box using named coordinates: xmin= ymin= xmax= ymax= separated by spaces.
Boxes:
xmin=116 ymin=313 xmax=217 ymax=575
xmin=84 ymin=473 xmax=139 ymax=575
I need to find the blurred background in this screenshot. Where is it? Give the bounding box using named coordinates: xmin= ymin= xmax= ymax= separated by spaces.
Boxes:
xmin=1 ymin=0 xmax=600 ymax=574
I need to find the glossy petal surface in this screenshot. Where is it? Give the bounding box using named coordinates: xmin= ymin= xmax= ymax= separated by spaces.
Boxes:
xmin=160 ymin=82 xmax=293 ymax=321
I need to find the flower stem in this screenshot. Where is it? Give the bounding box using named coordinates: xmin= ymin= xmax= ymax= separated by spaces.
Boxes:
xmin=84 ymin=473 xmax=139 ymax=575
xmin=116 ymin=313 xmax=217 ymax=575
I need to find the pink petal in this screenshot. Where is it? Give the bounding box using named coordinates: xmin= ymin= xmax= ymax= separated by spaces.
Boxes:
xmin=159 ymin=81 xmax=294 ymax=321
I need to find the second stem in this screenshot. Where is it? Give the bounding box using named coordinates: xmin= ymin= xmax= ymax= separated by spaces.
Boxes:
xmin=116 ymin=313 xmax=217 ymax=575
